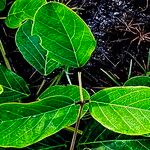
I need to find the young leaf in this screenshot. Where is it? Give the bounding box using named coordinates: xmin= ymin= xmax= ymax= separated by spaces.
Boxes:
xmin=0 ymin=65 xmax=30 ymax=103
xmin=32 ymin=2 xmax=96 ymax=68
xmin=0 ymin=0 xmax=6 ymax=11
xmin=0 ymin=85 xmax=90 ymax=148
xmin=90 ymin=86 xmax=150 ymax=135
xmin=16 ymin=20 xmax=60 ymax=76
xmin=5 ymin=0 xmax=46 ymax=28
xmin=124 ymin=76 xmax=150 ymax=86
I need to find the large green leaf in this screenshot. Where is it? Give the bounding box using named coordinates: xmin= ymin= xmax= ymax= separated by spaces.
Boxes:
xmin=78 ymin=119 xmax=150 ymax=150
xmin=16 ymin=20 xmax=60 ymax=76
xmin=90 ymin=86 xmax=150 ymax=135
xmin=124 ymin=76 xmax=150 ymax=86
xmin=0 ymin=65 xmax=30 ymax=103
xmin=5 ymin=0 xmax=46 ymax=28
xmin=0 ymin=0 xmax=6 ymax=11
xmin=32 ymin=2 xmax=96 ymax=68
xmin=0 ymin=85 xmax=90 ymax=148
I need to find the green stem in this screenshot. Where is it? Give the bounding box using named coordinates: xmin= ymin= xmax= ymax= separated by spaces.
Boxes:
xmin=100 ymin=68 xmax=121 ymax=86
xmin=36 ymin=79 xmax=46 ymax=96
xmin=64 ymin=126 xmax=83 ymax=135
xmin=65 ymin=67 xmax=72 ymax=85
xmin=69 ymin=72 xmax=84 ymax=150
xmin=0 ymin=40 xmax=12 ymax=70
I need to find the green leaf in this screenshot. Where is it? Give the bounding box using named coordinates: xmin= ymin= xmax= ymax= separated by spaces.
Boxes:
xmin=0 ymin=0 xmax=6 ymax=11
xmin=78 ymin=139 xmax=150 ymax=150
xmin=32 ymin=2 xmax=96 ymax=68
xmin=0 ymin=65 xmax=30 ymax=103
xmin=78 ymin=119 xmax=150 ymax=150
xmin=5 ymin=0 xmax=46 ymax=28
xmin=38 ymin=85 xmax=89 ymax=101
xmin=90 ymin=86 xmax=150 ymax=135
xmin=124 ymin=76 xmax=150 ymax=86
xmin=0 ymin=85 xmax=90 ymax=148
xmin=16 ymin=20 xmax=60 ymax=76
xmin=0 ymin=85 xmax=3 ymax=94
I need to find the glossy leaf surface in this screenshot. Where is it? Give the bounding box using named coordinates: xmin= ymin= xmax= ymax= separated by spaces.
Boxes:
xmin=0 ymin=85 xmax=89 ymax=148
xmin=0 ymin=0 xmax=6 ymax=11
xmin=5 ymin=0 xmax=46 ymax=28
xmin=16 ymin=20 xmax=60 ymax=75
xmin=124 ymin=76 xmax=150 ymax=86
xmin=32 ymin=2 xmax=96 ymax=67
xmin=90 ymin=86 xmax=150 ymax=135
xmin=0 ymin=65 xmax=30 ymax=103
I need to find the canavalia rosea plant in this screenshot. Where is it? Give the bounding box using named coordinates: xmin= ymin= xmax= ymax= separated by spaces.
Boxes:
xmin=1 ymin=0 xmax=150 ymax=149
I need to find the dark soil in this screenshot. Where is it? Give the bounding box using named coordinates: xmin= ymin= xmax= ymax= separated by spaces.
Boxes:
xmin=0 ymin=0 xmax=150 ymax=149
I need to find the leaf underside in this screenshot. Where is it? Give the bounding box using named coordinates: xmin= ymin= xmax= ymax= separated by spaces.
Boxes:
xmin=32 ymin=2 xmax=96 ymax=68
xmin=5 ymin=0 xmax=46 ymax=28
xmin=90 ymin=86 xmax=150 ymax=135
xmin=16 ymin=20 xmax=60 ymax=76
xmin=0 ymin=85 xmax=90 ymax=148
xmin=0 ymin=65 xmax=30 ymax=103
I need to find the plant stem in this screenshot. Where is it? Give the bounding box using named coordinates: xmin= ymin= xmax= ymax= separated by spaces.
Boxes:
xmin=65 ymin=67 xmax=72 ymax=85
xmin=128 ymin=59 xmax=133 ymax=79
xmin=78 ymin=72 xmax=84 ymax=103
xmin=100 ymin=68 xmax=121 ymax=86
xmin=147 ymin=49 xmax=150 ymax=72
xmin=36 ymin=79 xmax=46 ymax=96
xmin=69 ymin=72 xmax=84 ymax=150
xmin=0 ymin=40 xmax=12 ymax=70
xmin=50 ymin=71 xmax=64 ymax=86
xmin=64 ymin=126 xmax=83 ymax=135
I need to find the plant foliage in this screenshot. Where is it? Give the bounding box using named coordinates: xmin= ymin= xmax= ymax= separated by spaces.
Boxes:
xmin=0 ymin=65 xmax=30 ymax=104
xmin=32 ymin=2 xmax=96 ymax=68
xmin=5 ymin=0 xmax=46 ymax=28
xmin=90 ymin=86 xmax=150 ymax=135
xmin=1 ymin=0 xmax=150 ymax=149
xmin=16 ymin=20 xmax=60 ymax=75
xmin=0 ymin=85 xmax=89 ymax=148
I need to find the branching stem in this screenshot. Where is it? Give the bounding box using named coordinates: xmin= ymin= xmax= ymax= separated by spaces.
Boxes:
xmin=69 ymin=72 xmax=84 ymax=150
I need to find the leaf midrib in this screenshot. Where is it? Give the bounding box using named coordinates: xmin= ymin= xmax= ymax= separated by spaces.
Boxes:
xmin=51 ymin=3 xmax=79 ymax=67
xmin=0 ymin=103 xmax=76 ymax=123
xmin=92 ymin=101 xmax=150 ymax=112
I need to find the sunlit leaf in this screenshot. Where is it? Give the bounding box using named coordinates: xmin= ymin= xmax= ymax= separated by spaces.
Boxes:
xmin=0 ymin=85 xmax=90 ymax=148
xmin=5 ymin=0 xmax=46 ymax=28
xmin=32 ymin=2 xmax=96 ymax=68
xmin=90 ymin=86 xmax=150 ymax=135
xmin=16 ymin=20 xmax=60 ymax=76
xmin=0 ymin=65 xmax=30 ymax=103
xmin=124 ymin=76 xmax=150 ymax=86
